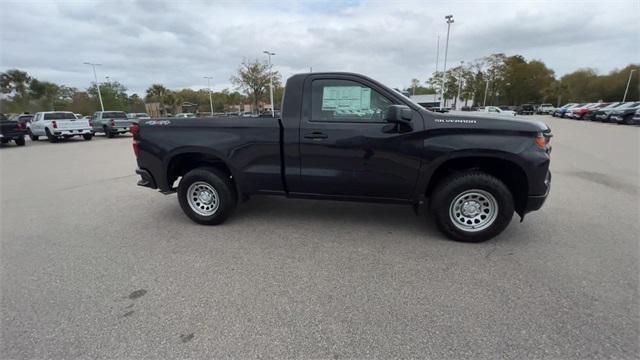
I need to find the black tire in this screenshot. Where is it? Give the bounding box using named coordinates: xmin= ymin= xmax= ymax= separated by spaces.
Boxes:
xmin=83 ymin=133 xmax=93 ymax=140
xmin=15 ymin=137 xmax=25 ymax=146
xmin=430 ymin=172 xmax=514 ymax=242
xmin=104 ymin=126 xmax=114 ymax=138
xmin=45 ymin=128 xmax=57 ymax=143
xmin=28 ymin=129 xmax=39 ymax=141
xmin=0 ymin=138 xmax=8 ymax=144
xmin=177 ymin=167 xmax=237 ymax=225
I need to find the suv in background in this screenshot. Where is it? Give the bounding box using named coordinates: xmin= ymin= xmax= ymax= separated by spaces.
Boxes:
xmin=29 ymin=111 xmax=92 ymax=142
xmin=91 ymin=111 xmax=133 ymax=138
xmin=537 ymin=104 xmax=555 ymax=114
xmin=517 ymin=104 xmax=535 ymax=115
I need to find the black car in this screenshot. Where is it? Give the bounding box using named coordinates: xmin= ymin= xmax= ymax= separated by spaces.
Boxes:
xmin=0 ymin=113 xmax=27 ymax=146
xmin=517 ymin=104 xmax=535 ymax=115
xmin=611 ymin=103 xmax=640 ymax=125
xmin=133 ymin=72 xmax=552 ymax=243
xmin=593 ymin=102 xmax=640 ymax=122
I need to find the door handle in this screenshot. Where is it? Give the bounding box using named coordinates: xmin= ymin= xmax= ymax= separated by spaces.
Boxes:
xmin=304 ymin=131 xmax=328 ymax=140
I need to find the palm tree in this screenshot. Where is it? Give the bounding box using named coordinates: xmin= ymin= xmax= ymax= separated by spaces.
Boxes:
xmin=145 ymin=84 xmax=168 ymax=113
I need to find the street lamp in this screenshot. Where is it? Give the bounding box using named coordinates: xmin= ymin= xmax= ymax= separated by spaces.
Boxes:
xmin=84 ymin=62 xmax=104 ymax=111
xmin=204 ymin=76 xmax=214 ymax=116
xmin=263 ymin=50 xmax=276 ymax=117
xmin=456 ymin=61 xmax=464 ymax=110
xmin=622 ymin=69 xmax=636 ymax=102
xmin=440 ymin=15 xmax=454 ymax=110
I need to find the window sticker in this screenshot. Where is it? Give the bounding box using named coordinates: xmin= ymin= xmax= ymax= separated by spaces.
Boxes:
xmin=322 ymin=86 xmax=371 ymax=113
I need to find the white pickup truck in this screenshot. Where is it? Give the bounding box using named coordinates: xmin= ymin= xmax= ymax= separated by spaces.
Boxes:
xmin=28 ymin=111 xmax=93 ymax=142
xmin=479 ymin=106 xmax=517 ymax=116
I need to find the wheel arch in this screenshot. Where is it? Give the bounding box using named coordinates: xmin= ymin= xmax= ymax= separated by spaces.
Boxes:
xmin=421 ymin=153 xmax=529 ymax=216
xmin=164 ymin=147 xmax=242 ymax=198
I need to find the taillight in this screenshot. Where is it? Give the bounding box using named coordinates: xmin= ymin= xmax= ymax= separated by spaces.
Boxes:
xmin=110 ymin=119 xmax=115 ymax=127
xmin=89 ymin=120 xmax=93 ymax=127
xmin=16 ymin=122 xmax=25 ymax=130
xmin=52 ymin=120 xmax=57 ymax=129
xmin=130 ymin=123 xmax=140 ymax=157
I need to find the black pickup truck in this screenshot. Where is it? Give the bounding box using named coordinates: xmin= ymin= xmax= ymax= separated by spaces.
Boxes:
xmin=132 ymin=72 xmax=552 ymax=242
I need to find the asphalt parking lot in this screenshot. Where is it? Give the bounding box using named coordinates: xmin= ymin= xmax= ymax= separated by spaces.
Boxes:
xmin=1 ymin=116 xmax=638 ymax=359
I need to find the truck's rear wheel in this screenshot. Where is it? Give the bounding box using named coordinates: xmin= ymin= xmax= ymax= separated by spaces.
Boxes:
xmin=28 ymin=129 xmax=39 ymax=141
xmin=178 ymin=167 xmax=236 ymax=225
xmin=15 ymin=137 xmax=25 ymax=146
xmin=430 ymin=172 xmax=514 ymax=242
xmin=45 ymin=128 xmax=57 ymax=143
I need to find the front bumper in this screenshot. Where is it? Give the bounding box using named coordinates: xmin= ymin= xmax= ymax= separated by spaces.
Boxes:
xmin=524 ymin=171 xmax=551 ymax=213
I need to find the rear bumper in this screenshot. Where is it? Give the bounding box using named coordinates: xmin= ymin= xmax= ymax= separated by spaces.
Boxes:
xmin=525 ymin=171 xmax=551 ymax=213
xmin=54 ymin=129 xmax=92 ymax=136
xmin=0 ymin=132 xmax=25 ymax=140
xmin=135 ymin=168 xmax=157 ymax=189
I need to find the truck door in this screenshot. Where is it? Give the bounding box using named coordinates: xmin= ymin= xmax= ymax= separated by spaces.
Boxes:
xmin=296 ymin=76 xmax=423 ymax=200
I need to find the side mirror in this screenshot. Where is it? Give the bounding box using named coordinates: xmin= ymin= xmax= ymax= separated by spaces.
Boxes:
xmin=384 ymin=104 xmax=412 ymax=124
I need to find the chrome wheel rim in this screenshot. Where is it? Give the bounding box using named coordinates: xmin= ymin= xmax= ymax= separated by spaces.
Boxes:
xmin=187 ymin=182 xmax=219 ymax=216
xmin=449 ymin=189 xmax=498 ymax=232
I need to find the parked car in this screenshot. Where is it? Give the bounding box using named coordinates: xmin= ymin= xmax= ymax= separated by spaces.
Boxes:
xmin=555 ymin=103 xmax=585 ymax=118
xmin=551 ymin=103 xmax=576 ymax=117
xmin=127 ymin=113 xmax=151 ymax=120
xmin=0 ymin=113 xmax=27 ymax=146
xmin=569 ymin=103 xmax=609 ymax=120
xmin=174 ymin=113 xmax=196 ymax=118
xmin=517 ymin=104 xmax=535 ymax=115
xmin=611 ymin=103 xmax=640 ymax=125
xmin=91 ymin=111 xmax=132 ymax=138
xmin=584 ymin=102 xmax=622 ymax=121
xmin=132 ymin=72 xmax=552 ymax=243
xmin=632 ymin=108 xmax=640 ymax=124
xmin=537 ymin=104 xmax=555 ymax=114
xmin=593 ymin=102 xmax=640 ymax=122
xmin=29 ymin=111 xmax=92 ymax=142
xmin=480 ymin=106 xmax=516 ymax=116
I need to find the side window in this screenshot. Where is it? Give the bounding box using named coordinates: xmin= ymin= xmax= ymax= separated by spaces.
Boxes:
xmin=311 ymin=79 xmax=392 ymax=122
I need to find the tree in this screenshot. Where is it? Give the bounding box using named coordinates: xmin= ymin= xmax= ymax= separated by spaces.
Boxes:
xmin=145 ymin=84 xmax=169 ymax=114
xmin=1 ymin=69 xmax=32 ymax=111
xmin=230 ymin=59 xmax=281 ymax=113
xmin=88 ymin=81 xmax=128 ymax=111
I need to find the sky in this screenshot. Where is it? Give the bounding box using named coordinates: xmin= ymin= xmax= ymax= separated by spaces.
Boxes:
xmin=0 ymin=0 xmax=638 ymax=95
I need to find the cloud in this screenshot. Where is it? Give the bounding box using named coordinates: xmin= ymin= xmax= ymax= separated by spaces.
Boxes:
xmin=0 ymin=0 xmax=637 ymax=95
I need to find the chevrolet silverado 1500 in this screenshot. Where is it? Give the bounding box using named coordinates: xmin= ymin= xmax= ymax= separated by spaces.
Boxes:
xmin=133 ymin=72 xmax=552 ymax=242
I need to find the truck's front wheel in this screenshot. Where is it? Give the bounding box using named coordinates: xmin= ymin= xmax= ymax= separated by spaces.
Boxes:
xmin=178 ymin=167 xmax=236 ymax=225
xmin=430 ymin=172 xmax=514 ymax=242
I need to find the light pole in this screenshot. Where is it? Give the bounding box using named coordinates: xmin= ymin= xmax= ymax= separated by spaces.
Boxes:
xmin=483 ymin=74 xmax=490 ymax=107
xmin=440 ymin=15 xmax=454 ymax=110
xmin=622 ymin=69 xmax=636 ymax=102
xmin=204 ymin=76 xmax=214 ymax=115
xmin=435 ymin=34 xmax=440 ymax=104
xmin=84 ymin=62 xmax=104 ymax=111
xmin=263 ymin=50 xmax=276 ymax=117
xmin=456 ymin=60 xmax=464 ymax=110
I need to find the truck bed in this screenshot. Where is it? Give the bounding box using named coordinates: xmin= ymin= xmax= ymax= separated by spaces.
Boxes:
xmin=137 ymin=116 xmax=283 ymax=194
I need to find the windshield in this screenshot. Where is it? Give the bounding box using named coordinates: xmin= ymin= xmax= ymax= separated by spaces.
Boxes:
xmin=103 ymin=112 xmax=127 ymax=119
xmin=44 ymin=112 xmax=76 ymax=120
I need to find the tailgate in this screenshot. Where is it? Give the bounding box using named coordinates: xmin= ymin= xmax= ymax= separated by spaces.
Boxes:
xmin=112 ymin=119 xmax=133 ymax=128
xmin=57 ymin=119 xmax=91 ymax=130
